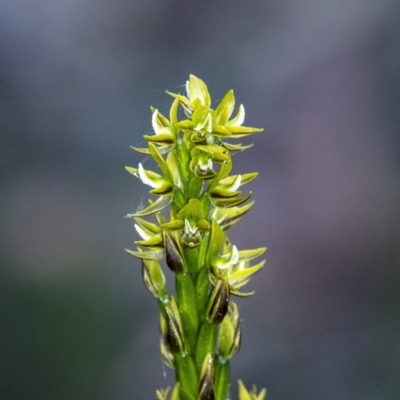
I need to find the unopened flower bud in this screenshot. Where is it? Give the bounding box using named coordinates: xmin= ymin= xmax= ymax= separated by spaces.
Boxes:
xmin=198 ymin=353 xmax=215 ymax=400
xmin=160 ymin=335 xmax=175 ymax=369
xmin=164 ymin=230 xmax=186 ymax=273
xmin=142 ymin=258 xmax=166 ymax=298
xmin=207 ymin=279 xmax=230 ymax=324
xmin=218 ymin=301 xmax=241 ymax=360
xmin=165 ymin=297 xmax=185 ymax=353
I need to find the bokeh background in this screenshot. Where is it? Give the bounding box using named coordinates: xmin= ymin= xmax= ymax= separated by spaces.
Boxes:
xmin=1 ymin=1 xmax=400 ymax=399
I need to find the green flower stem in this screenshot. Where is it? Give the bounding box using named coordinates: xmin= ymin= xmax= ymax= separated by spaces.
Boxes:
xmin=174 ymin=353 xmax=198 ymax=400
xmin=176 ymin=138 xmax=190 ymax=188
xmin=214 ymin=358 xmax=230 ymax=400
xmin=187 ymin=175 xmax=203 ymax=199
xmin=183 ymin=247 xmax=199 ymax=276
xmin=195 ymin=266 xmax=210 ymax=323
xmin=175 ymin=273 xmax=198 ymax=352
xmin=195 ymin=321 xmax=218 ymax=372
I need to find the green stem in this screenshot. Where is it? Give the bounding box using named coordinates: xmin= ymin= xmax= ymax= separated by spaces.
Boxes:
xmin=214 ymin=358 xmax=230 ymax=400
xmin=175 ymin=353 xmax=198 ymax=400
xmin=195 ymin=321 xmax=218 ymax=373
xmin=175 ymin=273 xmax=198 ymax=353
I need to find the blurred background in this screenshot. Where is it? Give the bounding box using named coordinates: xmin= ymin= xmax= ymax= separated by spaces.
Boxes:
xmin=1 ymin=0 xmax=400 ymax=399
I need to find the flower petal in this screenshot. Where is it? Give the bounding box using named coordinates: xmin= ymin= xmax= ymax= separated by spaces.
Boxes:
xmin=227 ymin=104 xmax=245 ymax=127
xmin=125 ymin=247 xmax=164 ymax=259
xmin=143 ymin=133 xmax=175 ymax=145
xmin=129 ymin=196 xmax=172 ymax=217
xmin=238 ymin=247 xmax=267 ymax=262
xmin=222 ymin=142 xmax=254 ymax=151
xmin=215 ymin=89 xmax=235 ymax=125
xmin=187 ymin=74 xmax=211 ymax=108
xmin=227 ymin=125 xmax=264 ymax=136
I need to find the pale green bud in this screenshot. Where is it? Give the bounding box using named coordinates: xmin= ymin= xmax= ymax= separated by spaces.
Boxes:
xmin=160 ymin=335 xmax=175 ymax=369
xmin=156 ymin=384 xmax=180 ymax=400
xmin=165 ymin=297 xmax=185 ymax=353
xmin=164 ymin=230 xmax=186 ymax=274
xmin=238 ymin=380 xmax=267 ymax=400
xmin=218 ymin=301 xmax=241 ymax=360
xmin=207 ymin=279 xmax=229 ymax=324
xmin=198 ymin=353 xmax=215 ymax=400
xmin=141 ymin=259 xmax=167 ymax=298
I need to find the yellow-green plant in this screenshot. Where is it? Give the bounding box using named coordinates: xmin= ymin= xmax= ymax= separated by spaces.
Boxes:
xmin=126 ymin=75 xmax=267 ymax=400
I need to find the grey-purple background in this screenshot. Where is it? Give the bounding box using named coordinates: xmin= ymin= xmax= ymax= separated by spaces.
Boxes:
xmin=1 ymin=1 xmax=399 ymax=399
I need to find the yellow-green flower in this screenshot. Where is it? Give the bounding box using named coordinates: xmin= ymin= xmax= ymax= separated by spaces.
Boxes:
xmin=156 ymin=384 xmax=179 ymax=400
xmin=213 ymin=244 xmax=265 ymax=297
xmin=169 ymin=75 xmax=263 ymax=147
xmin=133 ymin=217 xmax=163 ymax=247
xmin=190 ymin=144 xmax=230 ymax=179
xmin=133 ymin=98 xmax=180 ymax=155
xmin=238 ymin=380 xmax=267 ymax=400
xmin=162 ymin=199 xmax=210 ymax=248
xmin=206 ymin=220 xmax=266 ymax=297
